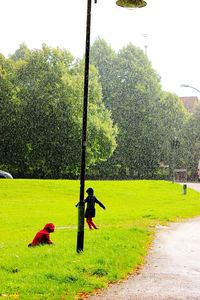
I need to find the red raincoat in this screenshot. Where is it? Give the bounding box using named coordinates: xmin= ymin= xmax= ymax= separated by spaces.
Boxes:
xmin=28 ymin=223 xmax=55 ymax=247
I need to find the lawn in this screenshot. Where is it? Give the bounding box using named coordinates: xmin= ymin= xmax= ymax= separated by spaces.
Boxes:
xmin=0 ymin=180 xmax=200 ymax=299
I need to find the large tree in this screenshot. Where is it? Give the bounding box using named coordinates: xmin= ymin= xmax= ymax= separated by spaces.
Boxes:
xmin=90 ymin=38 xmax=117 ymax=107
xmin=91 ymin=39 xmax=164 ymax=178
xmin=182 ymin=104 xmax=200 ymax=179
xmin=0 ymin=54 xmax=23 ymax=174
xmin=158 ymin=92 xmax=189 ymax=179
xmin=0 ymin=44 xmax=117 ymax=178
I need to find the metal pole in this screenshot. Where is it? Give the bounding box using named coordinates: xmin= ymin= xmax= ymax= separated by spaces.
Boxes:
xmin=76 ymin=0 xmax=92 ymax=253
xmin=180 ymin=84 xmax=200 ymax=95
xmin=76 ymin=0 xmax=145 ymax=252
xmin=187 ymin=85 xmax=200 ymax=94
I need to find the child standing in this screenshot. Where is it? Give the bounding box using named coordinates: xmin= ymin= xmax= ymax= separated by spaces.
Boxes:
xmin=84 ymin=187 xmax=106 ymax=229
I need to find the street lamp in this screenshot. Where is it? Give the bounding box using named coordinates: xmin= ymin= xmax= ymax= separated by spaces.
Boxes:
xmin=180 ymin=84 xmax=200 ymax=95
xmin=76 ymin=0 xmax=148 ymax=253
xmin=116 ymin=0 xmax=147 ymax=8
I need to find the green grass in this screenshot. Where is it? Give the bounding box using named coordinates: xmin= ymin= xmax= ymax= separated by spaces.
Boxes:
xmin=0 ymin=180 xmax=200 ymax=299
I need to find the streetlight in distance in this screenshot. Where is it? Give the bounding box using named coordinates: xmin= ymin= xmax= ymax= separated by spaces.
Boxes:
xmin=76 ymin=0 xmax=148 ymax=253
xmin=180 ymin=84 xmax=200 ymax=95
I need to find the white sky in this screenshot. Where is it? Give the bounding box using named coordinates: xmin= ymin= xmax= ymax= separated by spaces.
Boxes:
xmin=1 ymin=0 xmax=200 ymax=97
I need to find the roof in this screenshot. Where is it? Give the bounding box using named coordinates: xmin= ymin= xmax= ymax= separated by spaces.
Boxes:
xmin=180 ymin=96 xmax=199 ymax=113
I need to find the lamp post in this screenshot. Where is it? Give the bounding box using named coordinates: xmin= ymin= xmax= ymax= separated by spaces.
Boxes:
xmin=180 ymin=84 xmax=200 ymax=95
xmin=76 ymin=0 xmax=147 ymax=253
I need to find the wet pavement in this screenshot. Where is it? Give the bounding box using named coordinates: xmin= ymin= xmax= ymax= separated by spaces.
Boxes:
xmin=89 ymin=183 xmax=200 ymax=300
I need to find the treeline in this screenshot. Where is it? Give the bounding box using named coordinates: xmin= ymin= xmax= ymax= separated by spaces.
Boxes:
xmin=0 ymin=39 xmax=200 ymax=179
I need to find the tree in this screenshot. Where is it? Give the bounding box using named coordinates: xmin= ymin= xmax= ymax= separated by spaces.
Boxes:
xmin=90 ymin=37 xmax=117 ymax=107
xmin=158 ymin=92 xmax=189 ymax=179
xmin=182 ymin=104 xmax=200 ymax=180
xmin=5 ymin=44 xmax=117 ymax=178
xmin=91 ymin=40 xmax=165 ymax=178
xmin=9 ymin=43 xmax=30 ymax=62
xmin=0 ymin=54 xmax=23 ymax=174
xmin=14 ymin=45 xmax=77 ymax=177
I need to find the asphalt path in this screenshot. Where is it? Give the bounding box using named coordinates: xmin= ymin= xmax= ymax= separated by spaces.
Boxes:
xmin=89 ymin=183 xmax=200 ymax=300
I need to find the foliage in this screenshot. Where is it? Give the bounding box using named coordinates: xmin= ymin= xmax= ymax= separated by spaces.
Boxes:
xmin=0 ymin=40 xmax=198 ymax=179
xmin=90 ymin=39 xmax=190 ymax=179
xmin=0 ymin=54 xmax=23 ymax=174
xmin=0 ymin=44 xmax=117 ymax=178
xmin=182 ymin=104 xmax=200 ymax=179
xmin=158 ymin=92 xmax=189 ymax=177
xmin=1 ymin=179 xmax=200 ymax=299
xmin=91 ymin=40 xmax=160 ymax=177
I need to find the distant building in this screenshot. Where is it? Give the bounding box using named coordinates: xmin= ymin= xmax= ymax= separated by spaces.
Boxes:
xmin=180 ymin=96 xmax=199 ymax=113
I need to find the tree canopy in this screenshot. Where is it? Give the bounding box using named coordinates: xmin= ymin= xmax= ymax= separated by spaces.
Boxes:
xmin=90 ymin=38 xmax=189 ymax=179
xmin=0 ymin=44 xmax=117 ymax=178
xmin=0 ymin=40 xmax=198 ymax=179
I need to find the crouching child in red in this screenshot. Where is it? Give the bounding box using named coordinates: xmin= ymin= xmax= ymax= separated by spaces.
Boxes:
xmin=28 ymin=223 xmax=55 ymax=247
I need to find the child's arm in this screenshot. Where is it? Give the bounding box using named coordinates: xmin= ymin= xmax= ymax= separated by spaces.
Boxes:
xmin=96 ymin=199 xmax=106 ymax=210
xmin=75 ymin=198 xmax=87 ymax=207
xmin=43 ymin=232 xmax=53 ymax=244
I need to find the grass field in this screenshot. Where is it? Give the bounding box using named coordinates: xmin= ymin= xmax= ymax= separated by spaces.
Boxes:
xmin=0 ymin=179 xmax=200 ymax=299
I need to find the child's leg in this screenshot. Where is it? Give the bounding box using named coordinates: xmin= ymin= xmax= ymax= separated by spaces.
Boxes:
xmin=90 ymin=218 xmax=97 ymax=229
xmin=86 ymin=218 xmax=93 ymax=229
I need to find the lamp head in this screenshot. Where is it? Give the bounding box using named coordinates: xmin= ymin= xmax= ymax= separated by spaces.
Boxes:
xmin=180 ymin=84 xmax=189 ymax=88
xmin=116 ymin=0 xmax=147 ymax=8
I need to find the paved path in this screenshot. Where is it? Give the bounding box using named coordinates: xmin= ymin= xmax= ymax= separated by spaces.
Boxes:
xmin=186 ymin=182 xmax=200 ymax=193
xmin=90 ymin=183 xmax=200 ymax=300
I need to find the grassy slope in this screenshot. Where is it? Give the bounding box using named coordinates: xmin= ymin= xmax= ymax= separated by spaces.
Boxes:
xmin=0 ymin=180 xmax=200 ymax=299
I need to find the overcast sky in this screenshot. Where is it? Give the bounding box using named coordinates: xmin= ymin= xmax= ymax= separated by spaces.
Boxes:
xmin=1 ymin=0 xmax=200 ymax=97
